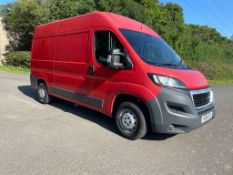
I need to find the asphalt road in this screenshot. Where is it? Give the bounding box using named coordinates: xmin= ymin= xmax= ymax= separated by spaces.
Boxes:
xmin=0 ymin=72 xmax=232 ymax=175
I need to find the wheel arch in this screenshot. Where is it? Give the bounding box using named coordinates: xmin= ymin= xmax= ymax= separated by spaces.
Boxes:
xmin=112 ymin=93 xmax=152 ymax=131
xmin=38 ymin=79 xmax=46 ymax=87
xmin=30 ymin=73 xmax=48 ymax=89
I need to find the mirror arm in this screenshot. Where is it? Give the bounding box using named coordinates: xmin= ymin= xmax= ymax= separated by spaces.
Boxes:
xmin=113 ymin=53 xmax=125 ymax=56
xmin=108 ymin=48 xmax=133 ymax=69
xmin=124 ymin=55 xmax=133 ymax=69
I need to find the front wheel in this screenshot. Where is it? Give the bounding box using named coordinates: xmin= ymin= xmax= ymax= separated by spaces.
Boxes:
xmin=37 ymin=83 xmax=52 ymax=104
xmin=115 ymin=102 xmax=148 ymax=140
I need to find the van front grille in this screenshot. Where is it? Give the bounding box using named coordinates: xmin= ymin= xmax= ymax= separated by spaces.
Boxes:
xmin=192 ymin=91 xmax=211 ymax=108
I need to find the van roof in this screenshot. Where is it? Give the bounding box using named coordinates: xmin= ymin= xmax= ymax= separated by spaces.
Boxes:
xmin=34 ymin=11 xmax=159 ymax=38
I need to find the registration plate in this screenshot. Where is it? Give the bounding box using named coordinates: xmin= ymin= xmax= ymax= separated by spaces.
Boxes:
xmin=201 ymin=112 xmax=213 ymax=123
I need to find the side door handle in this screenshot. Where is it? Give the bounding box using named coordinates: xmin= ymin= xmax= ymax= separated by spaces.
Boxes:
xmin=89 ymin=65 xmax=95 ymax=75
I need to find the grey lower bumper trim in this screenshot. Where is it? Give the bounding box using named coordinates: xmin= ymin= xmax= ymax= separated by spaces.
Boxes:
xmin=146 ymin=87 xmax=216 ymax=134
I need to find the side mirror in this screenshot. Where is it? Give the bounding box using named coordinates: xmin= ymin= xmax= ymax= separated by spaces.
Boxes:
xmin=107 ymin=49 xmax=133 ymax=69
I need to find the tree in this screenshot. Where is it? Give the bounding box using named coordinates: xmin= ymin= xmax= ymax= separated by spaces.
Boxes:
xmin=2 ymin=0 xmax=145 ymax=50
xmin=97 ymin=0 xmax=144 ymax=22
xmin=46 ymin=0 xmax=97 ymax=20
xmin=2 ymin=0 xmax=50 ymax=50
xmin=1 ymin=0 xmax=233 ymax=69
xmin=0 ymin=5 xmax=6 ymax=16
xmin=159 ymin=3 xmax=185 ymax=48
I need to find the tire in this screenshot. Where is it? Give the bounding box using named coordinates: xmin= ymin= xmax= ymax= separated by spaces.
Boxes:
xmin=37 ymin=83 xmax=52 ymax=104
xmin=115 ymin=102 xmax=148 ymax=140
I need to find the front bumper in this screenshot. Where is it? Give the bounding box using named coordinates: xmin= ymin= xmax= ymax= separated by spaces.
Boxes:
xmin=146 ymin=87 xmax=216 ymax=134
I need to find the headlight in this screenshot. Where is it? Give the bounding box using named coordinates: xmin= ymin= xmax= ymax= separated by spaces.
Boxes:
xmin=148 ymin=74 xmax=186 ymax=89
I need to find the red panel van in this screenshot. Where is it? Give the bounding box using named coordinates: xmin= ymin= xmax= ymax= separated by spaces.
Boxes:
xmin=30 ymin=12 xmax=216 ymax=140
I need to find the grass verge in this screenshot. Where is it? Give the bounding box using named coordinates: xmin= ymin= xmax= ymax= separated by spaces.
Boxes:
xmin=186 ymin=61 xmax=233 ymax=85
xmin=208 ymin=79 xmax=233 ymax=86
xmin=0 ymin=66 xmax=30 ymax=74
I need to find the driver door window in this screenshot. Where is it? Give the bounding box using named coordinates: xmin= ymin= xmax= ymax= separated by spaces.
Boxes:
xmin=94 ymin=31 xmax=124 ymax=64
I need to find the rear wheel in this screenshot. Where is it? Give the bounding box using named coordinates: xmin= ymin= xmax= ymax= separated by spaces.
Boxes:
xmin=115 ymin=102 xmax=148 ymax=140
xmin=37 ymin=83 xmax=52 ymax=104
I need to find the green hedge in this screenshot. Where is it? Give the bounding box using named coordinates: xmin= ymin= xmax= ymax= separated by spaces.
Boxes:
xmin=186 ymin=60 xmax=233 ymax=80
xmin=3 ymin=51 xmax=30 ymax=68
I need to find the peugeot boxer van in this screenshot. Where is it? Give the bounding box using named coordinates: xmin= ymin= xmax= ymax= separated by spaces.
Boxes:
xmin=30 ymin=12 xmax=216 ymax=140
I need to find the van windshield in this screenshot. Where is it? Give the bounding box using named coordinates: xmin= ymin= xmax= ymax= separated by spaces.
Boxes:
xmin=120 ymin=29 xmax=188 ymax=69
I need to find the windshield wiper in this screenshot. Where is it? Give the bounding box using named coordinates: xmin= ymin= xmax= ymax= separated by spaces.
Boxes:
xmin=160 ymin=60 xmax=183 ymax=67
xmin=147 ymin=61 xmax=183 ymax=68
xmin=177 ymin=59 xmax=183 ymax=66
xmin=160 ymin=63 xmax=180 ymax=67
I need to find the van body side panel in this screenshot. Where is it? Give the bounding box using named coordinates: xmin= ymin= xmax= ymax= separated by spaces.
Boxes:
xmin=31 ymin=36 xmax=55 ymax=88
xmin=57 ymin=15 xmax=92 ymax=33
xmin=51 ymin=14 xmax=92 ymax=96
xmin=53 ymin=31 xmax=89 ymax=93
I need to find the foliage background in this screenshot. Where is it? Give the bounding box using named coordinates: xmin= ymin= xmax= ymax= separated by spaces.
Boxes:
xmin=1 ymin=0 xmax=233 ymax=80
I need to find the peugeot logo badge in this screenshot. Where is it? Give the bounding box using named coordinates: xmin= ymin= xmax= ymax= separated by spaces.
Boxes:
xmin=197 ymin=80 xmax=202 ymax=84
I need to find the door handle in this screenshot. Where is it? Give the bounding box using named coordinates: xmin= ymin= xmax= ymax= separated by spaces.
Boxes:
xmin=89 ymin=65 xmax=95 ymax=75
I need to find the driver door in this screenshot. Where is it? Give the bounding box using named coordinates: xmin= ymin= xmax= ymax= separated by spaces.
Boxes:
xmin=86 ymin=29 xmax=127 ymax=112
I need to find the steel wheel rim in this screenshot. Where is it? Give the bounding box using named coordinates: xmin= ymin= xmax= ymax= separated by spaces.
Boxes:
xmin=38 ymin=86 xmax=46 ymax=99
xmin=119 ymin=108 xmax=139 ymax=133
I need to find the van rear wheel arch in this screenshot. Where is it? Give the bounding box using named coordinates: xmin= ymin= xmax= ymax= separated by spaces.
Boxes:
xmin=37 ymin=79 xmax=46 ymax=88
